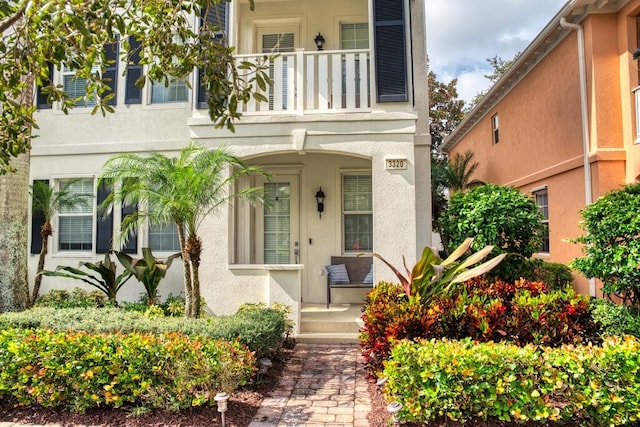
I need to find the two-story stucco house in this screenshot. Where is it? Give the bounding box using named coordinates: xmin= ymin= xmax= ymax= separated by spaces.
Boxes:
xmin=443 ymin=0 xmax=640 ymax=296
xmin=28 ymin=0 xmax=430 ymax=331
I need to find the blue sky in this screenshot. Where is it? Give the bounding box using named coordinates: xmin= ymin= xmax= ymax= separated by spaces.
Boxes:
xmin=425 ymin=0 xmax=567 ymax=104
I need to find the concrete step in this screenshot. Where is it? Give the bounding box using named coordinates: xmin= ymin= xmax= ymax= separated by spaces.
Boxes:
xmin=295 ymin=332 xmax=360 ymax=344
xmin=300 ymin=318 xmax=362 ymax=333
xmin=299 ymin=303 xmax=364 ymax=334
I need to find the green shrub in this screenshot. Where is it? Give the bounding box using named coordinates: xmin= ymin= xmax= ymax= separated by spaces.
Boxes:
xmin=570 ymin=183 xmax=640 ymax=307
xmin=440 ymin=184 xmax=545 ymax=283
xmin=0 ymin=306 xmax=285 ymax=359
xmin=383 ymin=337 xmax=640 ymax=425
xmin=526 ymin=259 xmax=574 ymax=291
xmin=35 ymin=288 xmax=107 ymax=308
xmin=0 ymin=329 xmax=254 ymax=412
xmin=590 ymin=298 xmax=640 ymax=338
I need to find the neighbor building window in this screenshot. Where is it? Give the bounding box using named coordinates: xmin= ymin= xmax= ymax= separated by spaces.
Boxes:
xmin=492 ymin=113 xmax=499 ymax=144
xmin=534 ymin=188 xmax=549 ymax=253
xmin=58 ymin=178 xmax=94 ymax=251
xmin=148 ymin=222 xmax=181 ymax=252
xmin=343 ymin=174 xmax=373 ymax=253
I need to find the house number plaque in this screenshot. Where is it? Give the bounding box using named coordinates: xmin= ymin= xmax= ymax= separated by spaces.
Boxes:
xmin=385 ymin=158 xmax=407 ymax=170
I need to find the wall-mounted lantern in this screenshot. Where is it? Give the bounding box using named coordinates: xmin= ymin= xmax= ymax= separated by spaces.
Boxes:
xmin=314 ymin=33 xmax=325 ymax=51
xmin=315 ymin=187 xmax=326 ymax=218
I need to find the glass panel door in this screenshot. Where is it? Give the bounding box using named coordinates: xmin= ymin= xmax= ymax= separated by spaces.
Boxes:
xmin=257 ymin=175 xmax=299 ymax=264
xmin=264 ymin=182 xmax=291 ymax=263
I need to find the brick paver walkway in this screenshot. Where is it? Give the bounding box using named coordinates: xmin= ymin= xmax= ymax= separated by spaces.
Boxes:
xmin=249 ymin=343 xmax=371 ymax=427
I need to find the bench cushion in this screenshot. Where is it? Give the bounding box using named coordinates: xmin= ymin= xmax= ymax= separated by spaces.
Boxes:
xmin=325 ymin=264 xmax=350 ymax=284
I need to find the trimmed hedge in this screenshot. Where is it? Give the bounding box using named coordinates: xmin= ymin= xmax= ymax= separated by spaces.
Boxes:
xmin=0 ymin=329 xmax=254 ymax=412
xmin=0 ymin=307 xmax=285 ymax=358
xmin=383 ymin=337 xmax=640 ymax=425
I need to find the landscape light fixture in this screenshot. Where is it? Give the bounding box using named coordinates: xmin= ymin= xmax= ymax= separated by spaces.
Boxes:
xmin=214 ymin=392 xmax=229 ymax=427
xmin=386 ymin=401 xmax=403 ymax=426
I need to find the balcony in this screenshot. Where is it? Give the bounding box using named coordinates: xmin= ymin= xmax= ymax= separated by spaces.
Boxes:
xmin=236 ymin=49 xmax=371 ymax=115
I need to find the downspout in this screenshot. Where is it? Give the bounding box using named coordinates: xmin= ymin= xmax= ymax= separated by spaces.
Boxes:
xmin=560 ymin=16 xmax=596 ymax=297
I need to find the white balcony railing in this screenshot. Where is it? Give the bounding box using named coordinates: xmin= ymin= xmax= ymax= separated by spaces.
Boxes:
xmin=634 ymin=86 xmax=640 ymax=142
xmin=236 ymin=49 xmax=371 ymax=114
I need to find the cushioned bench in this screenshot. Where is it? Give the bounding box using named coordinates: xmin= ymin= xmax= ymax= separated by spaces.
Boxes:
xmin=325 ymin=256 xmax=373 ymax=308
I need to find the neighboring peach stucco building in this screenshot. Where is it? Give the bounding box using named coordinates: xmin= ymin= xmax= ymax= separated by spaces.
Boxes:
xmin=443 ymin=0 xmax=640 ymax=296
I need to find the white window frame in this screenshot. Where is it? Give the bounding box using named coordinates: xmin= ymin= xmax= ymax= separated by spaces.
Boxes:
xmin=55 ymin=177 xmax=95 ymax=254
xmin=340 ymin=22 xmax=369 ymax=50
xmin=62 ymin=64 xmax=100 ymax=107
xmin=532 ymin=186 xmax=549 ymax=254
xmin=341 ymin=172 xmax=373 ymax=254
xmin=492 ymin=113 xmax=499 ymax=144
xmin=148 ymin=221 xmax=181 ymax=253
xmin=150 ymin=76 xmax=189 ymax=104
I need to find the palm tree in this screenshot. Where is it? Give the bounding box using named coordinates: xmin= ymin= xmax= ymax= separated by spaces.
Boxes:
xmin=99 ymin=142 xmax=268 ymax=317
xmin=446 ymin=150 xmax=479 ymax=193
xmin=29 ymin=179 xmax=92 ymax=305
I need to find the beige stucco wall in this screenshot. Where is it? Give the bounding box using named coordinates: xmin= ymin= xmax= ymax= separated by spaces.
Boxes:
xmin=27 ymin=0 xmax=429 ymax=316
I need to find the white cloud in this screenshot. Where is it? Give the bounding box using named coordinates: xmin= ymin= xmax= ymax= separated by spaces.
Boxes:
xmin=426 ymin=0 xmax=567 ymax=105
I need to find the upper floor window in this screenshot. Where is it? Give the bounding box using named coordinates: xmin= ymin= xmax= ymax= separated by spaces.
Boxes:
xmin=343 ymin=174 xmax=373 ymax=253
xmin=341 ymin=23 xmax=369 ymax=49
xmin=151 ymin=77 xmax=189 ymax=103
xmin=58 ymin=178 xmax=94 ymax=251
xmin=62 ymin=41 xmax=119 ymax=107
xmin=534 ymin=188 xmax=549 ymax=254
xmin=63 ymin=65 xmax=99 ymax=107
xmin=492 ymin=113 xmax=499 ymax=144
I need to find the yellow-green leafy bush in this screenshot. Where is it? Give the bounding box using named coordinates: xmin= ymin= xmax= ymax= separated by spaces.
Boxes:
xmin=0 ymin=329 xmax=255 ymax=412
xmin=0 ymin=306 xmax=285 ymax=358
xmin=383 ymin=336 xmax=640 ymax=425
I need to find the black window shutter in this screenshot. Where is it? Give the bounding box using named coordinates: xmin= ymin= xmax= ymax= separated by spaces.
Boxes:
xmin=373 ymin=0 xmax=408 ymax=102
xmin=121 ymin=202 xmax=138 ymax=254
xmin=36 ymin=63 xmax=53 ymax=110
xmin=30 ymin=180 xmax=49 ymax=254
xmin=125 ymin=36 xmax=143 ymax=105
xmin=197 ymin=2 xmax=228 ymax=109
xmin=121 ymin=178 xmax=138 ymax=254
xmin=96 ymin=180 xmax=114 ymax=254
xmin=104 ymin=40 xmax=119 ymax=105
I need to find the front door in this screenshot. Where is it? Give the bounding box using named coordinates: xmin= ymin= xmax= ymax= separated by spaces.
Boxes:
xmin=256 ymin=175 xmax=300 ymax=264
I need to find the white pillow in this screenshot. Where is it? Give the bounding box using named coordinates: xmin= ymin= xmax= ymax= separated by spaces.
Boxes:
xmin=325 ymin=264 xmax=350 ymax=284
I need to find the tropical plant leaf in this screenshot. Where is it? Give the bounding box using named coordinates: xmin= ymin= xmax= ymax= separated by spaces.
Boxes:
xmin=451 ymin=254 xmax=507 ymax=284
xmin=442 ymin=237 xmax=474 ymax=265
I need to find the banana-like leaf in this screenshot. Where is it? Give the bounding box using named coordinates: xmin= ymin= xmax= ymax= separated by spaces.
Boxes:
xmin=450 ymin=253 xmax=507 ymax=284
xmin=456 ymin=245 xmax=495 ymax=271
xmin=442 ymin=237 xmax=474 ymax=266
